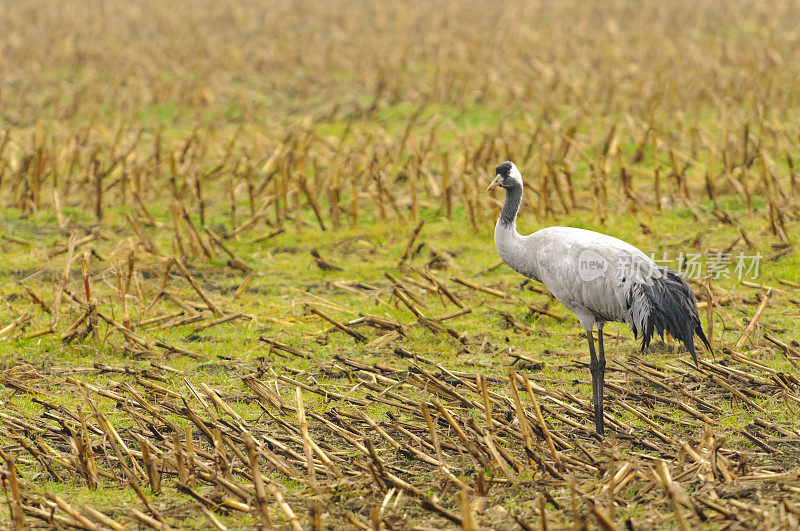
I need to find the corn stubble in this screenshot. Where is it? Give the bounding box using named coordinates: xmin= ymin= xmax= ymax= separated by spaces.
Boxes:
xmin=1 ymin=0 xmax=800 ymax=528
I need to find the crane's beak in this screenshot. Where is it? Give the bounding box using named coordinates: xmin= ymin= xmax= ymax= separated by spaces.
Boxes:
xmin=486 ymin=174 xmax=503 ymax=191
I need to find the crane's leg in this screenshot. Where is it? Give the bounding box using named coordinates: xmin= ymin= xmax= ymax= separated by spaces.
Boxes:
xmin=587 ymin=328 xmax=604 ymax=435
xmin=597 ymin=323 xmax=606 ymax=430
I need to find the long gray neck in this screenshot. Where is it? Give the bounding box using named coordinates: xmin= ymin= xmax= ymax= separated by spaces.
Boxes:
xmin=494 ymin=181 xmax=540 ymax=281
xmin=499 ymin=183 xmax=523 ymax=227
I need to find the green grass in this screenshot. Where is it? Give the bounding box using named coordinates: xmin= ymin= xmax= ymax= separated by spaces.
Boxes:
xmin=2 ymin=0 xmax=800 ymax=527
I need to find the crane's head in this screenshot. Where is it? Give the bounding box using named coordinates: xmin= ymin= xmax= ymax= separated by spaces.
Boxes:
xmin=486 ymin=161 xmax=522 ymax=191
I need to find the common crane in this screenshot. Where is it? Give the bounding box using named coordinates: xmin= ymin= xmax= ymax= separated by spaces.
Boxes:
xmin=487 ymin=161 xmax=710 ymax=435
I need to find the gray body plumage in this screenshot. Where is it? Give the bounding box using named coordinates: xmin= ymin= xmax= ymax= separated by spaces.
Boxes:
xmin=497 ymin=224 xmax=652 ymax=328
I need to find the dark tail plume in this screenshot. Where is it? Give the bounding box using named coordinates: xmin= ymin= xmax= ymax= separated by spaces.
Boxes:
xmin=627 ymin=268 xmax=711 ymax=366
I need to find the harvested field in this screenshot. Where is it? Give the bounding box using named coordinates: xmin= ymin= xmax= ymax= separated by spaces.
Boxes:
xmin=1 ymin=0 xmax=800 ymax=528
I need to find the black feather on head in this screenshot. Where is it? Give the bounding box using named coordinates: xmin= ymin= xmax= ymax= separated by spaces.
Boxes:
xmin=495 ymin=161 xmax=513 ymax=175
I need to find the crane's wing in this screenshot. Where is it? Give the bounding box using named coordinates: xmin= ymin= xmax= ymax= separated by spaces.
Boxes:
xmin=512 ymin=226 xmax=706 ymax=359
xmin=524 ymin=227 xmax=662 ymax=324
